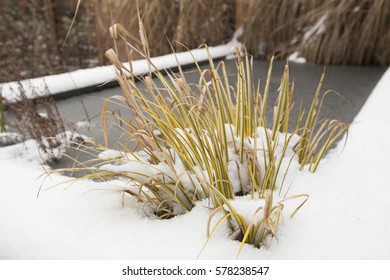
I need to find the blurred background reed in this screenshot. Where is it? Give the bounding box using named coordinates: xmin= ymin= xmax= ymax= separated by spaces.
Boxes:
xmin=1 ymin=0 xmax=389 ymax=83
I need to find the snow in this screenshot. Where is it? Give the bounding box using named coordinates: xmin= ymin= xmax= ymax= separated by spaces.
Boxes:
xmin=95 ymin=124 xmax=300 ymax=212
xmin=1 ymin=57 xmax=390 ymax=259
xmin=303 ymin=14 xmax=327 ymax=43
xmin=286 ymin=14 xmax=325 ymax=65
xmin=287 ymin=52 xmax=307 ymax=64
xmin=1 ymin=39 xmax=240 ymax=102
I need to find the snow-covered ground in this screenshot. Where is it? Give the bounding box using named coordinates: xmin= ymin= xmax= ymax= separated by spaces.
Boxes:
xmin=1 ymin=57 xmax=389 ymax=259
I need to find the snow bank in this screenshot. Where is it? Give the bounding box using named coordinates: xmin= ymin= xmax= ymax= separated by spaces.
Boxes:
xmin=268 ymin=67 xmax=390 ymax=259
xmin=0 ymin=61 xmax=389 ymax=259
xmin=95 ymin=124 xmax=300 ymax=212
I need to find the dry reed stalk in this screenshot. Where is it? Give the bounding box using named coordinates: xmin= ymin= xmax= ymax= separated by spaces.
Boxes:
xmin=174 ymin=0 xmax=235 ymax=50
xmin=235 ymin=0 xmax=249 ymax=28
xmin=59 ymin=0 xmax=99 ymax=70
xmin=239 ymin=0 xmax=323 ymax=58
xmin=297 ymin=0 xmax=390 ymax=65
xmin=95 ymin=0 xmax=178 ymax=62
xmin=95 ymin=0 xmax=136 ymax=62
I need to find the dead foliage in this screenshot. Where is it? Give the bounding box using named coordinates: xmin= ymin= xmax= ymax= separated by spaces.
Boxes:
xmin=239 ymin=0 xmax=323 ymax=59
xmin=297 ymin=0 xmax=390 ymax=65
xmin=0 ymin=0 xmax=99 ymax=83
xmin=7 ymin=83 xmax=66 ymax=161
xmin=174 ymin=0 xmax=235 ymax=50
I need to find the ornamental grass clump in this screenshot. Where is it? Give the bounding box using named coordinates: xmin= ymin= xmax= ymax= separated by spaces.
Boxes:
xmin=59 ymin=20 xmax=347 ymax=250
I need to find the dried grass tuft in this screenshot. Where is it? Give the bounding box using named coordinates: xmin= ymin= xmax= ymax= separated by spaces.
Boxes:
xmin=239 ymin=0 xmax=323 ymax=59
xmin=239 ymin=0 xmax=389 ymax=65
xmin=7 ymin=83 xmax=66 ymax=161
xmin=297 ymin=0 xmax=390 ymax=65
xmin=174 ymin=0 xmax=235 ymax=50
